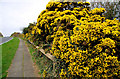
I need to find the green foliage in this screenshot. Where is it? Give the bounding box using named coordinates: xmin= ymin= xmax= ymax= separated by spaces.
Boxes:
xmin=26 ymin=41 xmax=53 ymax=77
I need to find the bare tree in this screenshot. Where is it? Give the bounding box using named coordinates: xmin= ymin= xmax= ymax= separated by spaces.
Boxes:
xmin=90 ymin=0 xmax=120 ymax=20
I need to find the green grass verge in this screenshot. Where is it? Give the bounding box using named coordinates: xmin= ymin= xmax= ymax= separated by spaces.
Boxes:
xmin=26 ymin=41 xmax=53 ymax=77
xmin=1 ymin=37 xmax=20 ymax=78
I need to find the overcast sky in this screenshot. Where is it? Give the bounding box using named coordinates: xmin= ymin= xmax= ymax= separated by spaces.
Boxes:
xmin=0 ymin=0 xmax=50 ymax=36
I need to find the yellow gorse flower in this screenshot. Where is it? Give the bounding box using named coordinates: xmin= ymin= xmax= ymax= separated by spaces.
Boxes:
xmin=23 ymin=1 xmax=120 ymax=78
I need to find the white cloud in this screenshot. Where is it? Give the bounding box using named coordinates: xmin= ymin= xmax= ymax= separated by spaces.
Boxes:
xmin=0 ymin=0 xmax=50 ymax=36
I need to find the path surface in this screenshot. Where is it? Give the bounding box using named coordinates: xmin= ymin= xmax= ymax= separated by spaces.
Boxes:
xmin=8 ymin=38 xmax=36 ymax=77
xmin=0 ymin=37 xmax=13 ymax=45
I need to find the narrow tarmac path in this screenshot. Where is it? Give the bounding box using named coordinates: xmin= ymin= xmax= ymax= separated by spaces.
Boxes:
xmin=8 ymin=38 xmax=36 ymax=77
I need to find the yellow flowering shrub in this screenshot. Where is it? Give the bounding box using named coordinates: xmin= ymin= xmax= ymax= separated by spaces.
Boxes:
xmin=43 ymin=70 xmax=47 ymax=77
xmin=30 ymin=1 xmax=91 ymax=43
xmin=23 ymin=1 xmax=120 ymax=78
xmin=51 ymin=19 xmax=120 ymax=78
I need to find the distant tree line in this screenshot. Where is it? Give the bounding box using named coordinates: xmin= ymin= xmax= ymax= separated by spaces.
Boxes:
xmin=10 ymin=32 xmax=21 ymax=37
xmin=0 ymin=32 xmax=3 ymax=37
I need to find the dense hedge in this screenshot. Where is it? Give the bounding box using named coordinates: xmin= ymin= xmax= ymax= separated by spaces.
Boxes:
xmin=23 ymin=1 xmax=120 ymax=78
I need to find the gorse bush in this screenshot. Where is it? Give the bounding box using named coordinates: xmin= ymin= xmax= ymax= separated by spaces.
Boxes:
xmin=23 ymin=1 xmax=120 ymax=78
xmin=24 ymin=1 xmax=91 ymax=44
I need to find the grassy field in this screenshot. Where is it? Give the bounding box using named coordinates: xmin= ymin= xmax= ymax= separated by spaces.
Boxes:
xmin=0 ymin=37 xmax=20 ymax=78
xmin=26 ymin=41 xmax=53 ymax=77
